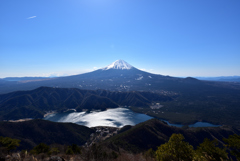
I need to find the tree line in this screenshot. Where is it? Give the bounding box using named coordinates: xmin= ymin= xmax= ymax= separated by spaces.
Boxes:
xmin=146 ymin=133 xmax=240 ymax=161
xmin=1 ymin=134 xmax=240 ymax=161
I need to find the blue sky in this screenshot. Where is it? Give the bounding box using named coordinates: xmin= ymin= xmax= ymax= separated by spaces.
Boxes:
xmin=0 ymin=0 xmax=239 ymax=78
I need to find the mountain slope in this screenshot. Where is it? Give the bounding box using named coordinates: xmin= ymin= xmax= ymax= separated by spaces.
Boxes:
xmin=0 ymin=60 xmax=240 ymax=127
xmin=0 ymin=119 xmax=239 ymax=153
xmin=106 ymin=119 xmax=240 ymax=153
xmin=0 ymin=87 xmax=172 ymax=121
xmin=0 ymin=60 xmax=239 ymax=94
xmin=0 ymin=119 xmax=94 ymax=150
xmin=0 ymin=60 xmax=198 ymax=94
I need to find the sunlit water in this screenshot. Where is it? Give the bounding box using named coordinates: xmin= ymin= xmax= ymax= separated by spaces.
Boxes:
xmin=44 ymin=108 xmax=220 ymax=128
xmin=44 ymin=108 xmax=152 ymax=127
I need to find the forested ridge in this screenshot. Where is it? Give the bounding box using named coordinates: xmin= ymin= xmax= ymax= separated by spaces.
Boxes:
xmin=0 ymin=119 xmax=240 ymax=160
xmin=0 ymin=87 xmax=171 ymax=121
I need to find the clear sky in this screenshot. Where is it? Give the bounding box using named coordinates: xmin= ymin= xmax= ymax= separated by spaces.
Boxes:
xmin=1 ymin=0 xmax=240 ymax=78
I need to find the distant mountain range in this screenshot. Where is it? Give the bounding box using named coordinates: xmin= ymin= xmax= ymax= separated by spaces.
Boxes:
xmin=0 ymin=60 xmax=240 ymax=127
xmin=1 ymin=77 xmax=52 ymax=82
xmin=195 ymin=76 xmax=240 ymax=82
xmin=0 ymin=60 xmax=240 ymax=94
xmin=0 ymin=60 xmax=239 ymax=94
xmin=1 ymin=60 xmax=239 ymax=89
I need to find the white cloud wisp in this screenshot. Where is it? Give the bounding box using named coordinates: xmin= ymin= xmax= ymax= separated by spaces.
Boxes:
xmin=27 ymin=16 xmax=37 ymax=19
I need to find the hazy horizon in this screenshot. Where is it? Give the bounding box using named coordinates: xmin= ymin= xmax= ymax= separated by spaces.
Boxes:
xmin=1 ymin=62 xmax=239 ymax=80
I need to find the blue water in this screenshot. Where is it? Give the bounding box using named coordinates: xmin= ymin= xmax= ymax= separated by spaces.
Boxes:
xmin=163 ymin=120 xmax=220 ymax=128
xmin=44 ymin=108 xmax=152 ymax=127
xmin=44 ymin=108 xmax=220 ymax=128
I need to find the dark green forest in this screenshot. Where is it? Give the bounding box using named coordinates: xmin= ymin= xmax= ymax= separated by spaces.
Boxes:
xmin=1 ymin=133 xmax=239 ymax=161
xmin=0 ymin=119 xmax=240 ymax=161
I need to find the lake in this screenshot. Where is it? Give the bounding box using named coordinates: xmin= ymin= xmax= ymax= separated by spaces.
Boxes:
xmin=44 ymin=107 xmax=220 ymax=128
xmin=164 ymin=120 xmax=220 ymax=128
xmin=44 ymin=108 xmax=152 ymax=127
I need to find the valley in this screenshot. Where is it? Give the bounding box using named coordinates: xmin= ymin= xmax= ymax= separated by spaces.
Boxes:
xmin=0 ymin=60 xmax=240 ymax=160
xmin=2 ymin=0 xmax=240 ymax=159
xmin=0 ymin=119 xmax=239 ymax=160
xmin=0 ymin=60 xmax=240 ymax=128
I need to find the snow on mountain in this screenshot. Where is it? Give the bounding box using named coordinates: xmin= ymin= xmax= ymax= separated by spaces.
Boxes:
xmin=101 ymin=60 xmax=133 ymax=70
xmin=136 ymin=76 xmax=143 ymax=80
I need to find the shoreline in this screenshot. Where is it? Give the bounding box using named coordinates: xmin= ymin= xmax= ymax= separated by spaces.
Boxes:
xmin=8 ymin=118 xmax=32 ymax=122
xmin=44 ymin=111 xmax=57 ymax=117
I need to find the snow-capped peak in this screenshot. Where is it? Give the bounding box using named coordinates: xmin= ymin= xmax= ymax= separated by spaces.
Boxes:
xmin=102 ymin=60 xmax=133 ymax=70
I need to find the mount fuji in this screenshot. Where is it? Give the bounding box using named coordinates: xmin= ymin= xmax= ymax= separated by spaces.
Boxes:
xmin=0 ymin=59 xmax=212 ymax=94
xmin=0 ymin=60 xmax=240 ymax=128
xmin=101 ymin=59 xmax=134 ymax=70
